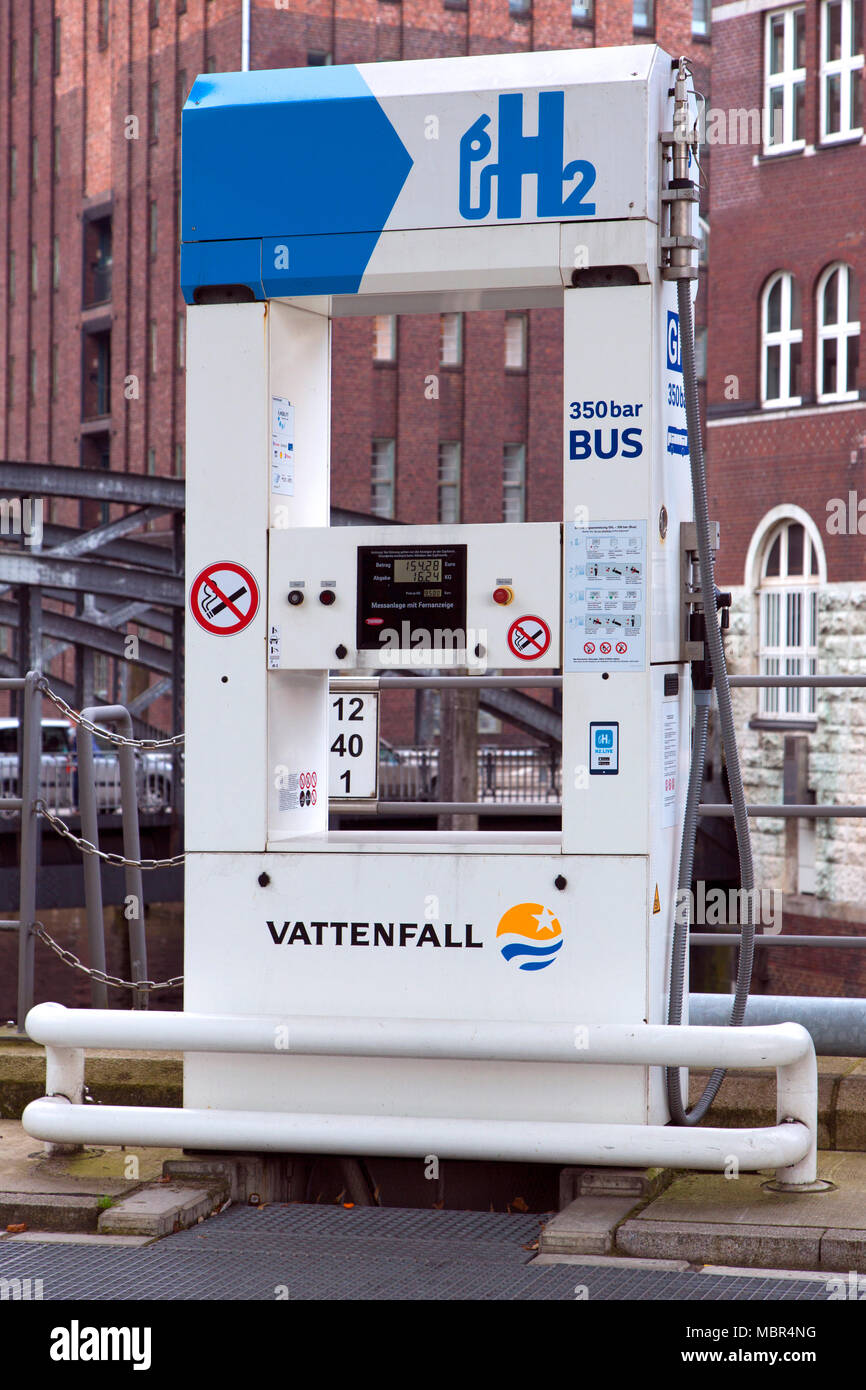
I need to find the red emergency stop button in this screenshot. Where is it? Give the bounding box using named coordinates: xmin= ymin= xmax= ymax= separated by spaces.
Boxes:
xmin=493 ymin=586 xmax=514 ymax=606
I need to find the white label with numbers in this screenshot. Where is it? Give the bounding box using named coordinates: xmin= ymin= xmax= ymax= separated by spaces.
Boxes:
xmin=329 ymin=691 xmax=379 ymax=799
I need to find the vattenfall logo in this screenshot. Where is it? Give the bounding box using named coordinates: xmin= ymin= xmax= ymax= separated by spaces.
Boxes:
xmin=267 ymin=920 xmax=482 ymax=949
xmin=459 ymin=91 xmax=597 ymax=222
xmin=496 ymin=903 xmax=564 ymax=971
xmin=266 ymin=903 xmax=564 ymax=971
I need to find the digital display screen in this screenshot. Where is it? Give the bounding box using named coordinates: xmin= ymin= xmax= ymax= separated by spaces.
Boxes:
xmin=356 ymin=544 xmax=467 ymax=652
xmin=394 ymin=557 xmax=442 ymax=584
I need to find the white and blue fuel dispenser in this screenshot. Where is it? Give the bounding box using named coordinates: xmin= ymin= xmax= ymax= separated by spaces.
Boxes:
xmin=21 ymin=47 xmax=817 ymax=1192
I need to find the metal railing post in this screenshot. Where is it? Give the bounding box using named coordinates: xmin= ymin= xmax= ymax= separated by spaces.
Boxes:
xmin=113 ymin=712 xmax=148 ymax=1010
xmin=78 ymin=706 xmax=148 ymax=1010
xmin=75 ymin=715 xmax=109 ymax=1009
xmin=17 ymin=671 xmax=42 ymax=1032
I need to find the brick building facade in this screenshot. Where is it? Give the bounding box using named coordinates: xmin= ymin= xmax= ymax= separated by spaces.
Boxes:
xmin=707 ymin=0 xmax=866 ymax=987
xmin=0 ymin=0 xmax=710 ymax=735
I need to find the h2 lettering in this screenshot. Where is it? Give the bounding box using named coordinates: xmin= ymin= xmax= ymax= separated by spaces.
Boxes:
xmin=459 ymin=91 xmax=597 ymax=221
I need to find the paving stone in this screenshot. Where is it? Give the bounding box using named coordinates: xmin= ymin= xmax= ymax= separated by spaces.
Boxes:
xmin=539 ymin=1196 xmax=640 ymax=1255
xmin=98 ymin=1182 xmax=228 ymax=1237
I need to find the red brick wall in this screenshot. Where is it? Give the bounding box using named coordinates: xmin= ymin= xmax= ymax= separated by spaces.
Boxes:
xmin=707 ymin=1 xmax=866 ymax=587
xmin=762 ymin=914 xmax=866 ymax=997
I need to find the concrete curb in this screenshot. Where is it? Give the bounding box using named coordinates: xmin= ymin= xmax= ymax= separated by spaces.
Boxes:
xmin=616 ymin=1218 xmax=824 ymax=1270
xmin=98 ymin=1180 xmax=230 ymax=1238
xmin=0 ymin=1191 xmax=109 ymax=1234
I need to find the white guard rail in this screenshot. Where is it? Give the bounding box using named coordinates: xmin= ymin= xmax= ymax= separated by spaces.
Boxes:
xmin=22 ymin=1003 xmax=818 ymax=1186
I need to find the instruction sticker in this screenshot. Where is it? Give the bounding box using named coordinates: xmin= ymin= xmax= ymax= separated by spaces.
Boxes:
xmin=278 ymin=769 xmax=317 ymax=812
xmin=661 ymin=701 xmax=678 ymax=828
xmin=271 ymin=396 xmax=294 ymax=497
xmin=564 ymin=520 xmax=647 ymax=672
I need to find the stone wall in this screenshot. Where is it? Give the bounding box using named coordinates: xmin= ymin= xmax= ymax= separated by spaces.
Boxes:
xmin=725 ymin=583 xmax=866 ymax=917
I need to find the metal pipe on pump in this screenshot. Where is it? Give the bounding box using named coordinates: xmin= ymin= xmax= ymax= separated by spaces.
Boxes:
xmin=662 ymin=58 xmax=759 ymax=1125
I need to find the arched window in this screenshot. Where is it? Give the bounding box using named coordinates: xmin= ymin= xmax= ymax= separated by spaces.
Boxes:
xmin=761 ymin=272 xmax=802 ymax=407
xmin=757 ymin=518 xmax=821 ymax=719
xmin=817 ymin=263 xmax=860 ymax=401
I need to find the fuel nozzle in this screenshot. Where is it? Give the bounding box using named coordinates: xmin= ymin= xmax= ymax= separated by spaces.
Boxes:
xmin=672 ymin=58 xmax=693 ymax=185
xmin=661 ymin=57 xmax=700 ymax=282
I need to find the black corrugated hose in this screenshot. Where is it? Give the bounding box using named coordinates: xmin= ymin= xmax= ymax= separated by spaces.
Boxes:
xmin=665 ymin=276 xmax=757 ymax=1125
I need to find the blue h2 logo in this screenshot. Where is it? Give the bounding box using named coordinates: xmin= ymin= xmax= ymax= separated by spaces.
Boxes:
xmin=667 ymin=311 xmax=682 ymax=373
xmin=595 ymin=728 xmax=613 ymax=749
xmin=459 ymin=91 xmax=597 ymax=222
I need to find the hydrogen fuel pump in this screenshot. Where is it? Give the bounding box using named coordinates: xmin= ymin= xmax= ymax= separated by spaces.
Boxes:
xmin=179 ymin=46 xmax=699 ymax=1130
xmin=20 ymin=46 xmax=818 ymax=1191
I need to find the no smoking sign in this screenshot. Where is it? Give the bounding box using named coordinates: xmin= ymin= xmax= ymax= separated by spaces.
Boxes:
xmin=190 ymin=561 xmax=260 ymax=636
xmin=507 ymin=614 xmax=551 ymax=661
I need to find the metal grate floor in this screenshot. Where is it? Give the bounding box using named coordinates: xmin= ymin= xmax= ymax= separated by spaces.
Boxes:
xmin=0 ymin=1204 xmax=834 ymax=1301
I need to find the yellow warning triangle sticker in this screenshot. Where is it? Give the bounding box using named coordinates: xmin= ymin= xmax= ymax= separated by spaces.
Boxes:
xmin=653 ymin=884 xmax=661 ymax=914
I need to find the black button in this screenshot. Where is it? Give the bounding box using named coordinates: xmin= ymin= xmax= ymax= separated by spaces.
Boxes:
xmin=335 ymin=644 xmax=348 ymax=660
xmin=287 ymin=589 xmax=304 ymax=606
xmin=319 ymin=589 xmax=336 ymax=606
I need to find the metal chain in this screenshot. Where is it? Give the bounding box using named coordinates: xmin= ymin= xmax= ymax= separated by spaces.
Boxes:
xmin=37 ymin=679 xmax=185 ymax=751
xmin=37 ymin=801 xmax=186 ymax=868
xmin=33 ymin=922 xmax=183 ymax=992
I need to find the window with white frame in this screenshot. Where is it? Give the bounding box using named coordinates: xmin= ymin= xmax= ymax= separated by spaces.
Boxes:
xmin=373 ymin=314 xmax=396 ymax=362
xmin=633 ymin=0 xmax=654 ymax=31
xmin=437 ymin=442 xmax=461 ymax=523
xmin=761 ymin=272 xmax=802 ymax=406
xmin=571 ymin=0 xmax=593 ymax=20
xmin=698 ymin=216 xmax=709 ymax=268
xmin=504 ymin=313 xmax=527 ymax=370
xmin=693 ymin=0 xmax=710 ymax=37
xmin=502 ymin=443 xmax=525 ymax=522
xmin=758 ymin=520 xmax=820 ymax=719
xmin=695 ymin=325 xmax=707 ymax=381
xmin=765 ymin=6 xmax=806 ymax=152
xmin=817 ymin=263 xmax=860 ymax=400
xmin=371 ymin=438 xmax=395 ymax=518
xmin=440 ymin=312 xmax=463 ymax=366
xmin=94 ymin=653 xmax=110 ymax=701
xmin=820 ymin=0 xmax=864 ymax=140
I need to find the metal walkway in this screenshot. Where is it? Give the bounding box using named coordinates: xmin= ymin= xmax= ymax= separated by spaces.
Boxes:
xmin=0 ymin=1205 xmax=832 ymax=1301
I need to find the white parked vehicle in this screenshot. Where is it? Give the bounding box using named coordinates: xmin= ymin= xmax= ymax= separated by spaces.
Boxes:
xmin=0 ymin=717 xmax=76 ymax=812
xmin=0 ymin=717 xmax=175 ymax=814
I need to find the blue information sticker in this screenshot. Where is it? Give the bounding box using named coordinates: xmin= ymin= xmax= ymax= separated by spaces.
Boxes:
xmin=589 ymin=721 xmax=619 ymax=775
